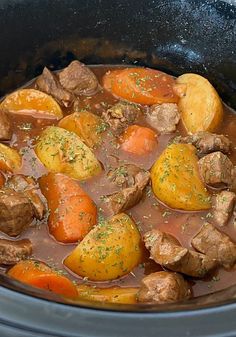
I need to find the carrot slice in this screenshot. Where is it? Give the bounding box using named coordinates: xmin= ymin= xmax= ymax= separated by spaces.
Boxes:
xmin=40 ymin=173 xmax=86 ymax=210
xmin=50 ymin=195 xmax=97 ymax=243
xmin=103 ymin=68 xmax=178 ymax=105
xmin=120 ymin=125 xmax=157 ymax=155
xmin=39 ymin=173 xmax=97 ymax=243
xmin=8 ymin=260 xmax=78 ymax=299
xmin=103 ymin=69 xmax=123 ymax=92
xmin=0 ymin=89 xmax=63 ymax=118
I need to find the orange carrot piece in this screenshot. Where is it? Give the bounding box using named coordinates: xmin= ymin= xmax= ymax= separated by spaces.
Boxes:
xmin=40 ymin=173 xmax=86 ymax=210
xmin=49 ymin=195 xmax=97 ymax=243
xmin=8 ymin=260 xmax=78 ymax=299
xmin=103 ymin=68 xmax=178 ymax=105
xmin=39 ymin=173 xmax=97 ymax=243
xmin=103 ymin=69 xmax=123 ymax=92
xmin=120 ymin=125 xmax=157 ymax=155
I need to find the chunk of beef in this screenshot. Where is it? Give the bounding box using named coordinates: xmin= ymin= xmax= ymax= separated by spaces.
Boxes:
xmin=0 ymin=189 xmax=34 ymax=236
xmin=7 ymin=175 xmax=46 ymax=220
xmin=105 ymin=165 xmax=150 ymax=215
xmin=105 ymin=186 xmax=144 ymax=215
xmin=103 ymin=102 xmax=140 ymax=134
xmin=0 ymin=110 xmax=12 ymax=140
xmin=146 ymin=103 xmax=180 ymax=134
xmin=144 ymin=229 xmax=217 ymax=277
xmin=213 ymin=191 xmax=236 ymax=226
xmin=137 ymin=271 xmax=191 ymax=303
xmin=59 ymin=60 xmax=98 ymax=96
xmin=36 ymin=67 xmax=74 ymax=107
xmin=192 ymin=222 xmax=236 ymax=268
xmin=0 ymin=238 xmax=32 ymax=265
xmin=107 ymin=164 xmax=148 ymax=188
xmin=198 ymin=152 xmax=234 ymax=188
xmin=231 ymin=167 xmax=236 ymax=190
xmin=180 ymin=132 xmax=231 ymax=155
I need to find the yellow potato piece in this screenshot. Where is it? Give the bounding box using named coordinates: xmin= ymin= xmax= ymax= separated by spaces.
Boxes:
xmin=0 ymin=143 xmax=22 ymax=172
xmin=0 ymin=89 xmax=63 ymax=118
xmin=58 ymin=111 xmax=106 ymax=148
xmin=151 ymin=143 xmax=211 ymax=211
xmin=64 ymin=213 xmax=142 ymax=281
xmin=77 ymin=285 xmax=138 ymax=304
xmin=176 ymin=73 xmax=223 ymax=134
xmin=35 ymin=126 xmax=101 ymax=180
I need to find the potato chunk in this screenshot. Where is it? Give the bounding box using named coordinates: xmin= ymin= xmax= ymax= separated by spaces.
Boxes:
xmin=35 ymin=126 xmax=101 ymax=180
xmin=64 ymin=213 xmax=142 ymax=281
xmin=176 ymin=73 xmax=223 ymax=134
xmin=0 ymin=89 xmax=63 ymax=118
xmin=77 ymin=285 xmax=138 ymax=304
xmin=151 ymin=143 xmax=211 ymax=211
xmin=58 ymin=111 xmax=106 ymax=148
xmin=0 ymin=143 xmax=22 ymax=172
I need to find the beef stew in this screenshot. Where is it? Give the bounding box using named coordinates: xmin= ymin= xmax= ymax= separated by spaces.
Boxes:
xmin=0 ymin=62 xmax=236 ymax=305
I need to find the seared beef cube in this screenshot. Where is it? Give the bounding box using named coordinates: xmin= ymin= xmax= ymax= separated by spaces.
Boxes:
xmin=192 ymin=222 xmax=236 ymax=268
xmin=137 ymin=271 xmax=191 ymax=303
xmin=213 ymin=191 xmax=236 ymax=226
xmin=106 ymin=185 xmax=144 ymax=215
xmin=232 ymin=167 xmax=236 ymax=190
xmin=103 ymin=102 xmax=140 ymax=134
xmin=25 ymin=189 xmax=45 ymax=220
xmin=7 ymin=175 xmax=46 ymax=220
xmin=105 ymin=165 xmax=150 ymax=215
xmin=144 ymin=229 xmax=217 ymax=277
xmin=0 ymin=189 xmax=34 ymax=236
xmin=147 ymin=103 xmax=180 ymax=134
xmin=198 ymin=152 xmax=234 ymax=187
xmin=36 ymin=67 xmax=74 ymax=107
xmin=0 ymin=238 xmax=32 ymax=265
xmin=0 ymin=110 xmax=12 ymax=140
xmin=128 ymin=167 xmax=150 ymax=188
xmin=7 ymin=174 xmax=34 ymax=191
xmin=180 ymin=132 xmax=231 ymax=155
xmin=107 ymin=164 xmax=149 ymax=188
xmin=59 ymin=60 xmax=98 ymax=96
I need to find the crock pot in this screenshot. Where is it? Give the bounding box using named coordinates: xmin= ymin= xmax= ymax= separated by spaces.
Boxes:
xmin=0 ymin=0 xmax=236 ymax=336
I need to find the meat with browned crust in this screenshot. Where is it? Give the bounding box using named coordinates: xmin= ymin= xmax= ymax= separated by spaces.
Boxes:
xmin=7 ymin=175 xmax=46 ymax=220
xmin=36 ymin=67 xmax=74 ymax=107
xmin=0 ymin=239 xmax=32 ymax=265
xmin=137 ymin=271 xmax=191 ymax=303
xmin=198 ymin=152 xmax=234 ymax=188
xmin=103 ymin=101 xmax=140 ymax=134
xmin=179 ymin=132 xmax=231 ymax=155
xmin=0 ymin=189 xmax=34 ymax=236
xmin=144 ymin=229 xmax=217 ymax=277
xmin=192 ymin=222 xmax=236 ymax=268
xmin=213 ymin=191 xmax=236 ymax=226
xmin=105 ymin=164 xmax=150 ymax=215
xmin=147 ymin=103 xmax=180 ymax=134
xmin=59 ymin=60 xmax=98 ymax=96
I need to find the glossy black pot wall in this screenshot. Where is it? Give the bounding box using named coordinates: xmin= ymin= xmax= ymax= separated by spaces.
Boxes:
xmin=0 ymin=0 xmax=236 ymax=336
